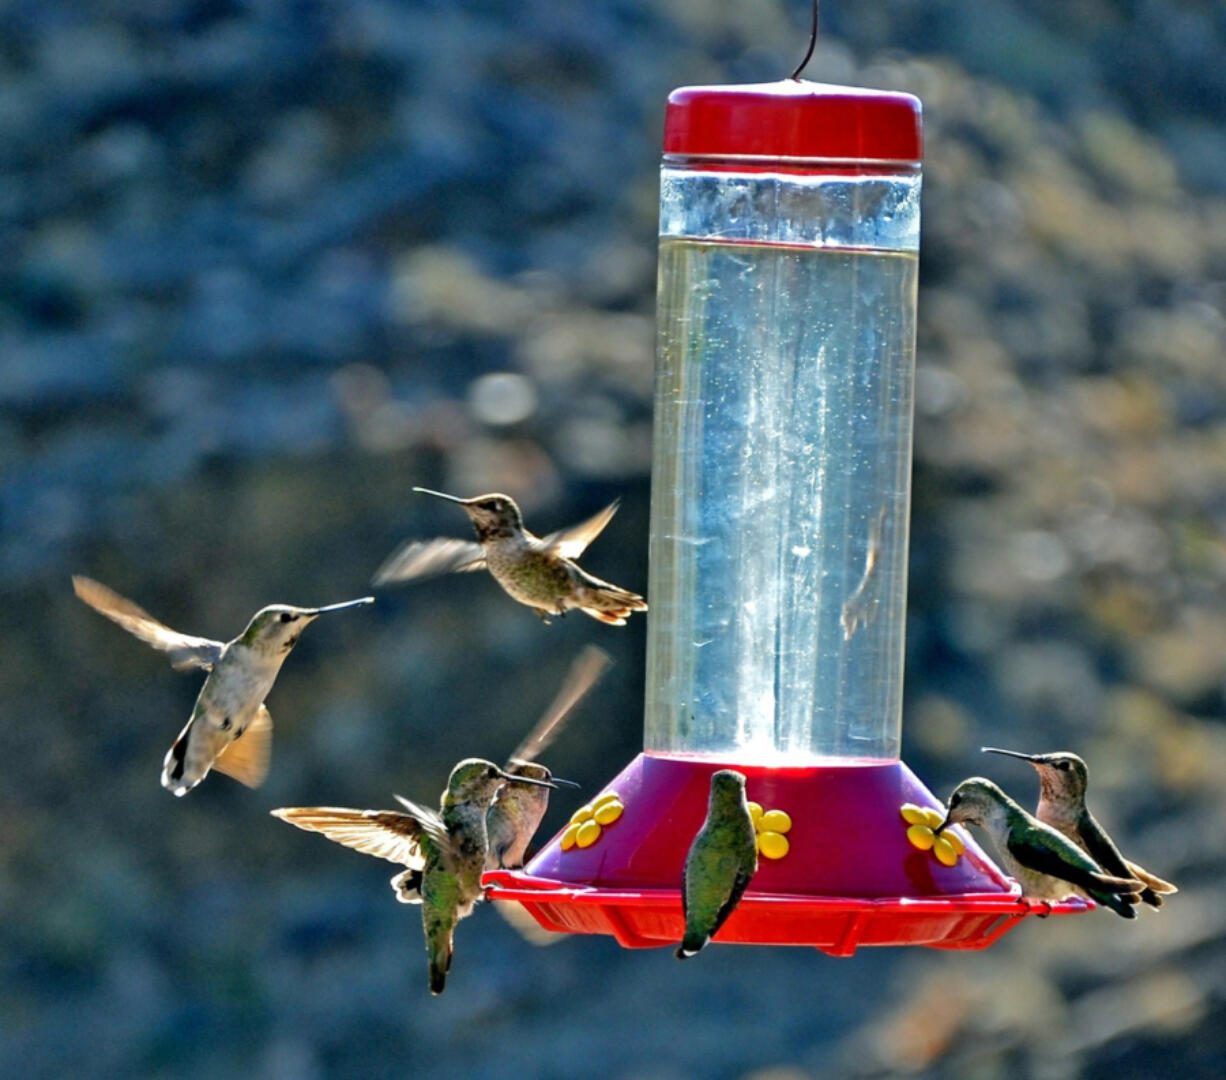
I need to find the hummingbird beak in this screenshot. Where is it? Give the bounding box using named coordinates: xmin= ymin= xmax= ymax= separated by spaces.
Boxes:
xmin=499 ymin=769 xmax=557 ymax=790
xmin=550 ymin=777 xmax=581 ymax=789
xmin=412 ymin=486 xmax=469 ymax=505
xmin=933 ymin=815 xmax=952 ymax=836
xmin=310 ymin=597 xmax=376 ymax=616
xmin=981 ymin=746 xmax=1039 ymax=763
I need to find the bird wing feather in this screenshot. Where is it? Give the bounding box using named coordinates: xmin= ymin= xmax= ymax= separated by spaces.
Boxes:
xmin=271 ymin=804 xmax=433 ymax=869
xmin=505 ymin=644 xmax=611 ymax=766
xmin=1006 ymin=831 xmax=1141 ymax=894
xmin=372 ymin=539 xmax=487 ymax=585
xmin=211 ymin=704 xmax=273 ymax=789
xmin=1074 ymin=810 xmax=1135 ymax=881
xmin=540 ymin=500 xmax=620 ymax=559
xmin=73 ymin=575 xmax=223 ymax=671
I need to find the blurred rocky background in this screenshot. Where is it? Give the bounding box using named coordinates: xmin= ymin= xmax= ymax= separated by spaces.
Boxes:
xmin=2 ymin=0 xmax=1225 ymax=1077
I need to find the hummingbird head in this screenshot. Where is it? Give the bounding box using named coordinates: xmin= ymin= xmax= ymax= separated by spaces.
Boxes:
xmin=983 ymin=747 xmax=1088 ymax=805
xmin=937 ymin=777 xmax=1008 ymax=833
xmin=240 ymin=597 xmax=374 ymax=653
xmin=446 ymin=757 xmax=556 ymax=808
xmin=708 ymin=769 xmax=749 ymax=814
xmin=413 ymin=487 xmax=524 ymax=542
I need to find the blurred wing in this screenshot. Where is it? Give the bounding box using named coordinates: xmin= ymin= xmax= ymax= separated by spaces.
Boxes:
xmin=72 ymin=575 xmax=223 ymax=671
xmin=506 ymin=645 xmax=611 ymax=766
xmin=392 ymin=794 xmax=449 ymax=850
xmin=212 ymin=704 xmax=273 ymax=789
xmin=372 ymin=539 xmax=486 ymax=585
xmin=540 ymin=500 xmax=620 ymax=560
xmin=271 ymin=804 xmax=432 ymax=870
xmin=494 ymin=900 xmax=567 ymax=946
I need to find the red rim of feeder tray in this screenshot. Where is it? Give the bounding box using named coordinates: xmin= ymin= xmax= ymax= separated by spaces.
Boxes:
xmin=483 ymin=753 xmax=1091 ymax=953
xmin=663 ymin=80 xmax=922 ymax=167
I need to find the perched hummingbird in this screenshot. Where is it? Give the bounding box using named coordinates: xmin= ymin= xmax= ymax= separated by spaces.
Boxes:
xmin=72 ymin=575 xmax=373 ymax=796
xmin=272 ymin=758 xmax=556 ymax=995
xmin=937 ymin=777 xmax=1145 ymax=917
xmin=485 ymin=644 xmax=609 ymax=871
xmin=676 ymin=769 xmax=759 ymax=959
xmin=983 ymin=748 xmax=1177 ymax=908
xmin=373 ymin=488 xmax=647 ymax=626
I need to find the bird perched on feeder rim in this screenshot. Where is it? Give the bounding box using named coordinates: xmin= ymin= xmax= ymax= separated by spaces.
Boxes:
xmin=272 ymin=758 xmax=557 ymax=995
xmin=676 ymin=769 xmax=759 ymax=958
xmin=937 ymin=777 xmax=1145 ymax=917
xmin=373 ymin=488 xmax=647 ymax=626
xmin=485 ymin=645 xmax=610 ymax=872
xmin=72 ymin=575 xmax=373 ymax=796
xmin=982 ymin=747 xmax=1177 ymax=909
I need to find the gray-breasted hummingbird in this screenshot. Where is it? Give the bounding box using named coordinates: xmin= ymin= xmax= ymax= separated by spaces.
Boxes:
xmin=373 ymin=489 xmax=647 ymax=625
xmin=937 ymin=777 xmax=1144 ymax=917
xmin=983 ymin=748 xmax=1177 ymax=908
xmin=272 ymin=758 xmax=556 ymax=994
xmin=676 ymin=769 xmax=759 ymax=958
xmin=72 ymin=576 xmax=373 ymax=796
xmin=485 ymin=645 xmax=609 ymax=873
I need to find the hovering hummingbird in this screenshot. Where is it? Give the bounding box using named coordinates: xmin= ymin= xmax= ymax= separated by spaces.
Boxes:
xmin=485 ymin=645 xmax=609 ymax=872
xmin=937 ymin=777 xmax=1144 ymax=918
xmin=272 ymin=758 xmax=557 ymax=995
xmin=373 ymin=488 xmax=647 ymax=626
xmin=676 ymin=769 xmax=759 ymax=959
xmin=983 ymin=747 xmax=1177 ymax=909
xmin=72 ymin=576 xmax=374 ymax=796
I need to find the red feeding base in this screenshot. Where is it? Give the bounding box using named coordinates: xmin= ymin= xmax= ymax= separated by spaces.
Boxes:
xmin=484 ymin=752 xmax=1088 ymax=953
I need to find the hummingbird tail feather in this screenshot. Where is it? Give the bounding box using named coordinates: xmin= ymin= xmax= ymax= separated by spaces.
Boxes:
xmin=675 ymin=933 xmax=709 ymax=959
xmin=1126 ymin=860 xmax=1177 ymax=900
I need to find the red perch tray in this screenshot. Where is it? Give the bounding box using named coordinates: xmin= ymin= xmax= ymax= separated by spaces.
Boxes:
xmin=483 ymin=752 xmax=1088 ymax=953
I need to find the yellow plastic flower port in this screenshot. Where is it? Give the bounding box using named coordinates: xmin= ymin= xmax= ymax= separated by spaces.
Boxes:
xmin=562 ymin=791 xmax=625 ymax=852
xmin=751 ymin=801 xmax=792 ymax=860
xmin=900 ymin=803 xmax=964 ymax=866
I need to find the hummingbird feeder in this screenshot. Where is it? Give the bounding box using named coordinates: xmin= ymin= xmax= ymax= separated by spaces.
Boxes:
xmin=485 ymin=75 xmax=1086 ymax=952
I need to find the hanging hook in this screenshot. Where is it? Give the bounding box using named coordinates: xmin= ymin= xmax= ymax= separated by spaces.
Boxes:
xmin=789 ymin=0 xmax=820 ymax=80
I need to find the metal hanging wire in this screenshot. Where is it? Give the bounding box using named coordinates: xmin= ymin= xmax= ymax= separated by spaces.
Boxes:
xmin=789 ymin=0 xmax=820 ymax=80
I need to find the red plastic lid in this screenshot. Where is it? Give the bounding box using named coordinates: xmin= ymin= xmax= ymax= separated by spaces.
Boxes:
xmin=663 ymin=80 xmax=922 ymax=164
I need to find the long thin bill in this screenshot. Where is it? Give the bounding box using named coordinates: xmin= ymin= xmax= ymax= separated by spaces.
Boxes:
xmin=412 ymin=487 xmax=468 ymax=504
xmin=981 ymin=746 xmax=1037 ymax=762
xmin=313 ymin=597 xmax=376 ymax=615
xmin=502 ymin=772 xmax=557 ymax=790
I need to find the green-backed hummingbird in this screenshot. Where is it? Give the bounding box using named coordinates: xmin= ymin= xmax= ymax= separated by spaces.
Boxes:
xmin=676 ymin=769 xmax=759 ymax=958
xmin=272 ymin=758 xmax=556 ymax=995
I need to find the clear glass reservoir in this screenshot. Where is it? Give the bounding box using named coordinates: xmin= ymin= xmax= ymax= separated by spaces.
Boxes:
xmin=644 ymin=82 xmax=922 ymax=763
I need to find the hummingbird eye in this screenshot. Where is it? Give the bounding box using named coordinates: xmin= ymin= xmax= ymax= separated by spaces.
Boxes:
xmin=949 ymin=793 xmax=962 ymax=809
xmin=279 ymin=612 xmax=296 ymax=623
xmin=1056 ymin=760 xmax=1070 ymax=771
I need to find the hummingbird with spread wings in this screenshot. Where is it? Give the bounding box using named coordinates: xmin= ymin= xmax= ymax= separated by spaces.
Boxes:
xmin=937 ymin=777 xmax=1145 ymax=917
xmin=373 ymin=489 xmax=647 ymax=625
xmin=73 ymin=576 xmax=373 ymax=796
xmin=273 ymin=759 xmax=557 ymax=995
xmin=983 ymin=748 xmax=1177 ymax=909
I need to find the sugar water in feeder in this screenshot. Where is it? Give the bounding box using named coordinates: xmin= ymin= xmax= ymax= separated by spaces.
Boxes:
xmin=484 ymin=79 xmax=1087 ymax=952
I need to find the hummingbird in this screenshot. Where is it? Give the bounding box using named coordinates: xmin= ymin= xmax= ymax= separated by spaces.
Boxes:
xmin=676 ymin=769 xmax=759 ymax=959
xmin=272 ymin=758 xmax=557 ymax=995
xmin=372 ymin=488 xmax=647 ymax=626
xmin=72 ymin=575 xmax=374 ymax=796
xmin=936 ymin=777 xmax=1145 ymax=918
xmin=485 ymin=644 xmax=609 ymax=871
xmin=983 ymin=747 xmax=1177 ymax=909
